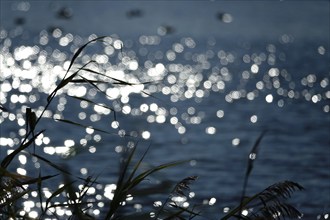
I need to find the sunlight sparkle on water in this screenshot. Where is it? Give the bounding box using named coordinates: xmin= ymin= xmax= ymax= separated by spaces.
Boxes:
xmin=241 ymin=209 xmax=249 ymax=216
xmin=206 ymin=126 xmax=216 ymax=135
xmin=89 ymin=146 xmax=96 ymax=153
xmin=265 ymin=94 xmax=273 ymax=103
xmin=208 ymin=197 xmax=216 ymax=205
xmin=232 ymin=138 xmax=240 ymax=147
xmin=250 ymin=115 xmax=258 ymax=123
xmin=18 ymin=154 xmax=27 ymax=165
xmin=249 ymin=153 xmax=257 ymax=160
xmin=251 ymin=64 xmax=259 ymax=74
xmin=28 ymin=211 xmax=38 ymax=218
xmin=80 ymin=168 xmax=88 ymax=175
xmin=104 ymin=184 xmax=117 ymax=200
xmin=17 ymin=167 xmax=26 ymax=176
xmin=0 ymin=20 xmax=329 ymax=219
xmin=142 ymin=131 xmax=151 ymax=139
xmin=44 ymin=146 xmax=70 ymax=156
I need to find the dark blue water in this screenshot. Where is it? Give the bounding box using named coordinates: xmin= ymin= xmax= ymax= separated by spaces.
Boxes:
xmin=1 ymin=1 xmax=329 ymax=219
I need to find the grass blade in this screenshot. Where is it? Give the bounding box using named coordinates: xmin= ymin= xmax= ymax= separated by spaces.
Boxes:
xmin=78 ymin=75 xmax=121 ymax=101
xmin=55 ymin=118 xmax=117 ymax=135
xmin=222 ymin=180 xmax=303 ymax=220
xmin=37 ymin=171 xmax=45 ymax=213
xmin=66 ymin=36 xmax=107 ymax=75
xmin=67 ymin=95 xmax=114 ymax=112
xmin=0 ymin=104 xmax=9 ymax=112
xmin=1 ymin=130 xmax=45 ymax=168
xmin=80 ymin=68 xmax=162 ymax=101
xmin=128 ymin=160 xmax=189 ymax=191
xmin=0 ymin=189 xmax=31 ymax=208
xmin=45 ymin=180 xmax=76 ymax=210
xmin=240 ymin=130 xmax=267 ymax=211
xmin=47 ymin=61 xmax=95 ymax=102
xmin=126 ymin=143 xmax=149 ymax=183
xmin=21 ymin=174 xmax=58 ymax=185
xmin=31 ymin=154 xmax=72 ymax=176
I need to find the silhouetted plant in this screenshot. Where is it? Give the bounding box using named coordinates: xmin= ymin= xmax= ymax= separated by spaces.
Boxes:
xmin=154 ymin=175 xmax=200 ymax=220
xmin=104 ymin=145 xmax=188 ymax=220
xmin=0 ymin=36 xmax=304 ymax=220
xmin=221 ymin=130 xmax=304 ymax=220
xmin=0 ymin=36 xmax=191 ymax=219
xmin=221 ymin=181 xmax=304 ymax=220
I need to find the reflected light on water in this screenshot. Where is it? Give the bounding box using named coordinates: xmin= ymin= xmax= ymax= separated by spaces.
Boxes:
xmin=104 ymin=184 xmax=117 ymax=200
xmin=251 ymin=64 xmax=259 ymax=74
xmin=17 ymin=167 xmax=26 ymax=175
xmin=18 ymin=154 xmax=27 ymax=165
xmin=250 ymin=115 xmax=258 ymax=123
xmin=241 ymin=209 xmax=249 ymax=216
xmin=80 ymin=168 xmax=88 ymax=175
xmin=141 ymin=131 xmax=151 ymax=139
xmin=0 ymin=19 xmax=328 ymax=218
xmin=44 ymin=146 xmax=70 ymax=156
xmin=209 ymin=197 xmax=216 ymax=205
xmin=205 ymin=126 xmax=216 ymax=135
xmin=249 ymin=153 xmax=257 ymax=160
xmin=232 ymin=138 xmax=240 ymax=147
xmin=28 ymin=211 xmax=38 ymax=218
xmin=0 ymin=137 xmax=15 ymax=147
xmin=223 ymin=207 xmax=230 ymax=213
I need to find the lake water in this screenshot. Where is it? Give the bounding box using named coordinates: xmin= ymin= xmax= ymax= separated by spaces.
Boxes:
xmin=0 ymin=1 xmax=329 ymax=219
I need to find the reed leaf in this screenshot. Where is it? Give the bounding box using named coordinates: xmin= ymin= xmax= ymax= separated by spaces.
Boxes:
xmin=78 ymin=176 xmax=97 ymax=203
xmin=105 ymin=144 xmax=188 ymax=219
xmin=0 ymin=162 xmax=57 ymax=187
xmin=66 ymin=36 xmax=107 ymax=74
xmin=0 ymin=167 xmax=33 ymax=182
xmin=46 ymin=200 xmax=95 ymax=209
xmin=25 ymin=107 xmax=37 ymax=152
xmin=67 ymin=95 xmax=115 ymax=112
xmin=245 ymin=130 xmax=268 ymax=179
xmin=126 ymin=143 xmax=149 ymax=184
xmin=70 ymin=79 xmax=108 ymax=84
xmin=37 ymin=171 xmax=44 ymax=213
xmin=31 ymin=154 xmax=71 ymax=176
xmin=239 ymin=130 xmax=267 ymax=215
xmin=81 ymin=68 xmax=134 ymax=86
xmin=48 ymin=35 xmax=108 ymax=103
xmin=80 ymin=67 xmax=161 ymax=101
xmin=128 ymin=160 xmax=189 ymax=191
xmin=77 ymin=75 xmax=119 ymax=101
xmin=20 ymin=174 xmax=58 ymax=186
xmin=55 ymin=119 xmax=116 ymax=135
xmin=47 ymin=71 xmax=78 ymax=102
xmin=45 ymin=180 xmax=76 ymax=210
xmin=0 ymin=188 xmax=31 ymax=208
xmin=61 ymin=168 xmax=94 ymax=220
xmin=105 ymin=147 xmax=138 ymax=219
xmin=47 ymin=61 xmax=95 ymax=102
xmin=1 ymin=130 xmax=45 ymax=168
xmin=26 ymin=107 xmax=37 ymax=132
xmin=0 ymin=104 xmax=9 ymax=112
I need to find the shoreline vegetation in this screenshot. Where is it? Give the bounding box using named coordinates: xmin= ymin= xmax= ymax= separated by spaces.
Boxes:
xmin=1 ymin=36 xmax=304 ymax=219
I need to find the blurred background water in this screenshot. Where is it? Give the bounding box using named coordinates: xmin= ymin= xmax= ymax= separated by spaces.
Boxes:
xmin=0 ymin=1 xmax=329 ymax=219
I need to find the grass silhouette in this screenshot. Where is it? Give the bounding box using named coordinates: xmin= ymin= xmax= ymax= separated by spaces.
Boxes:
xmin=0 ymin=36 xmax=303 ymax=220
